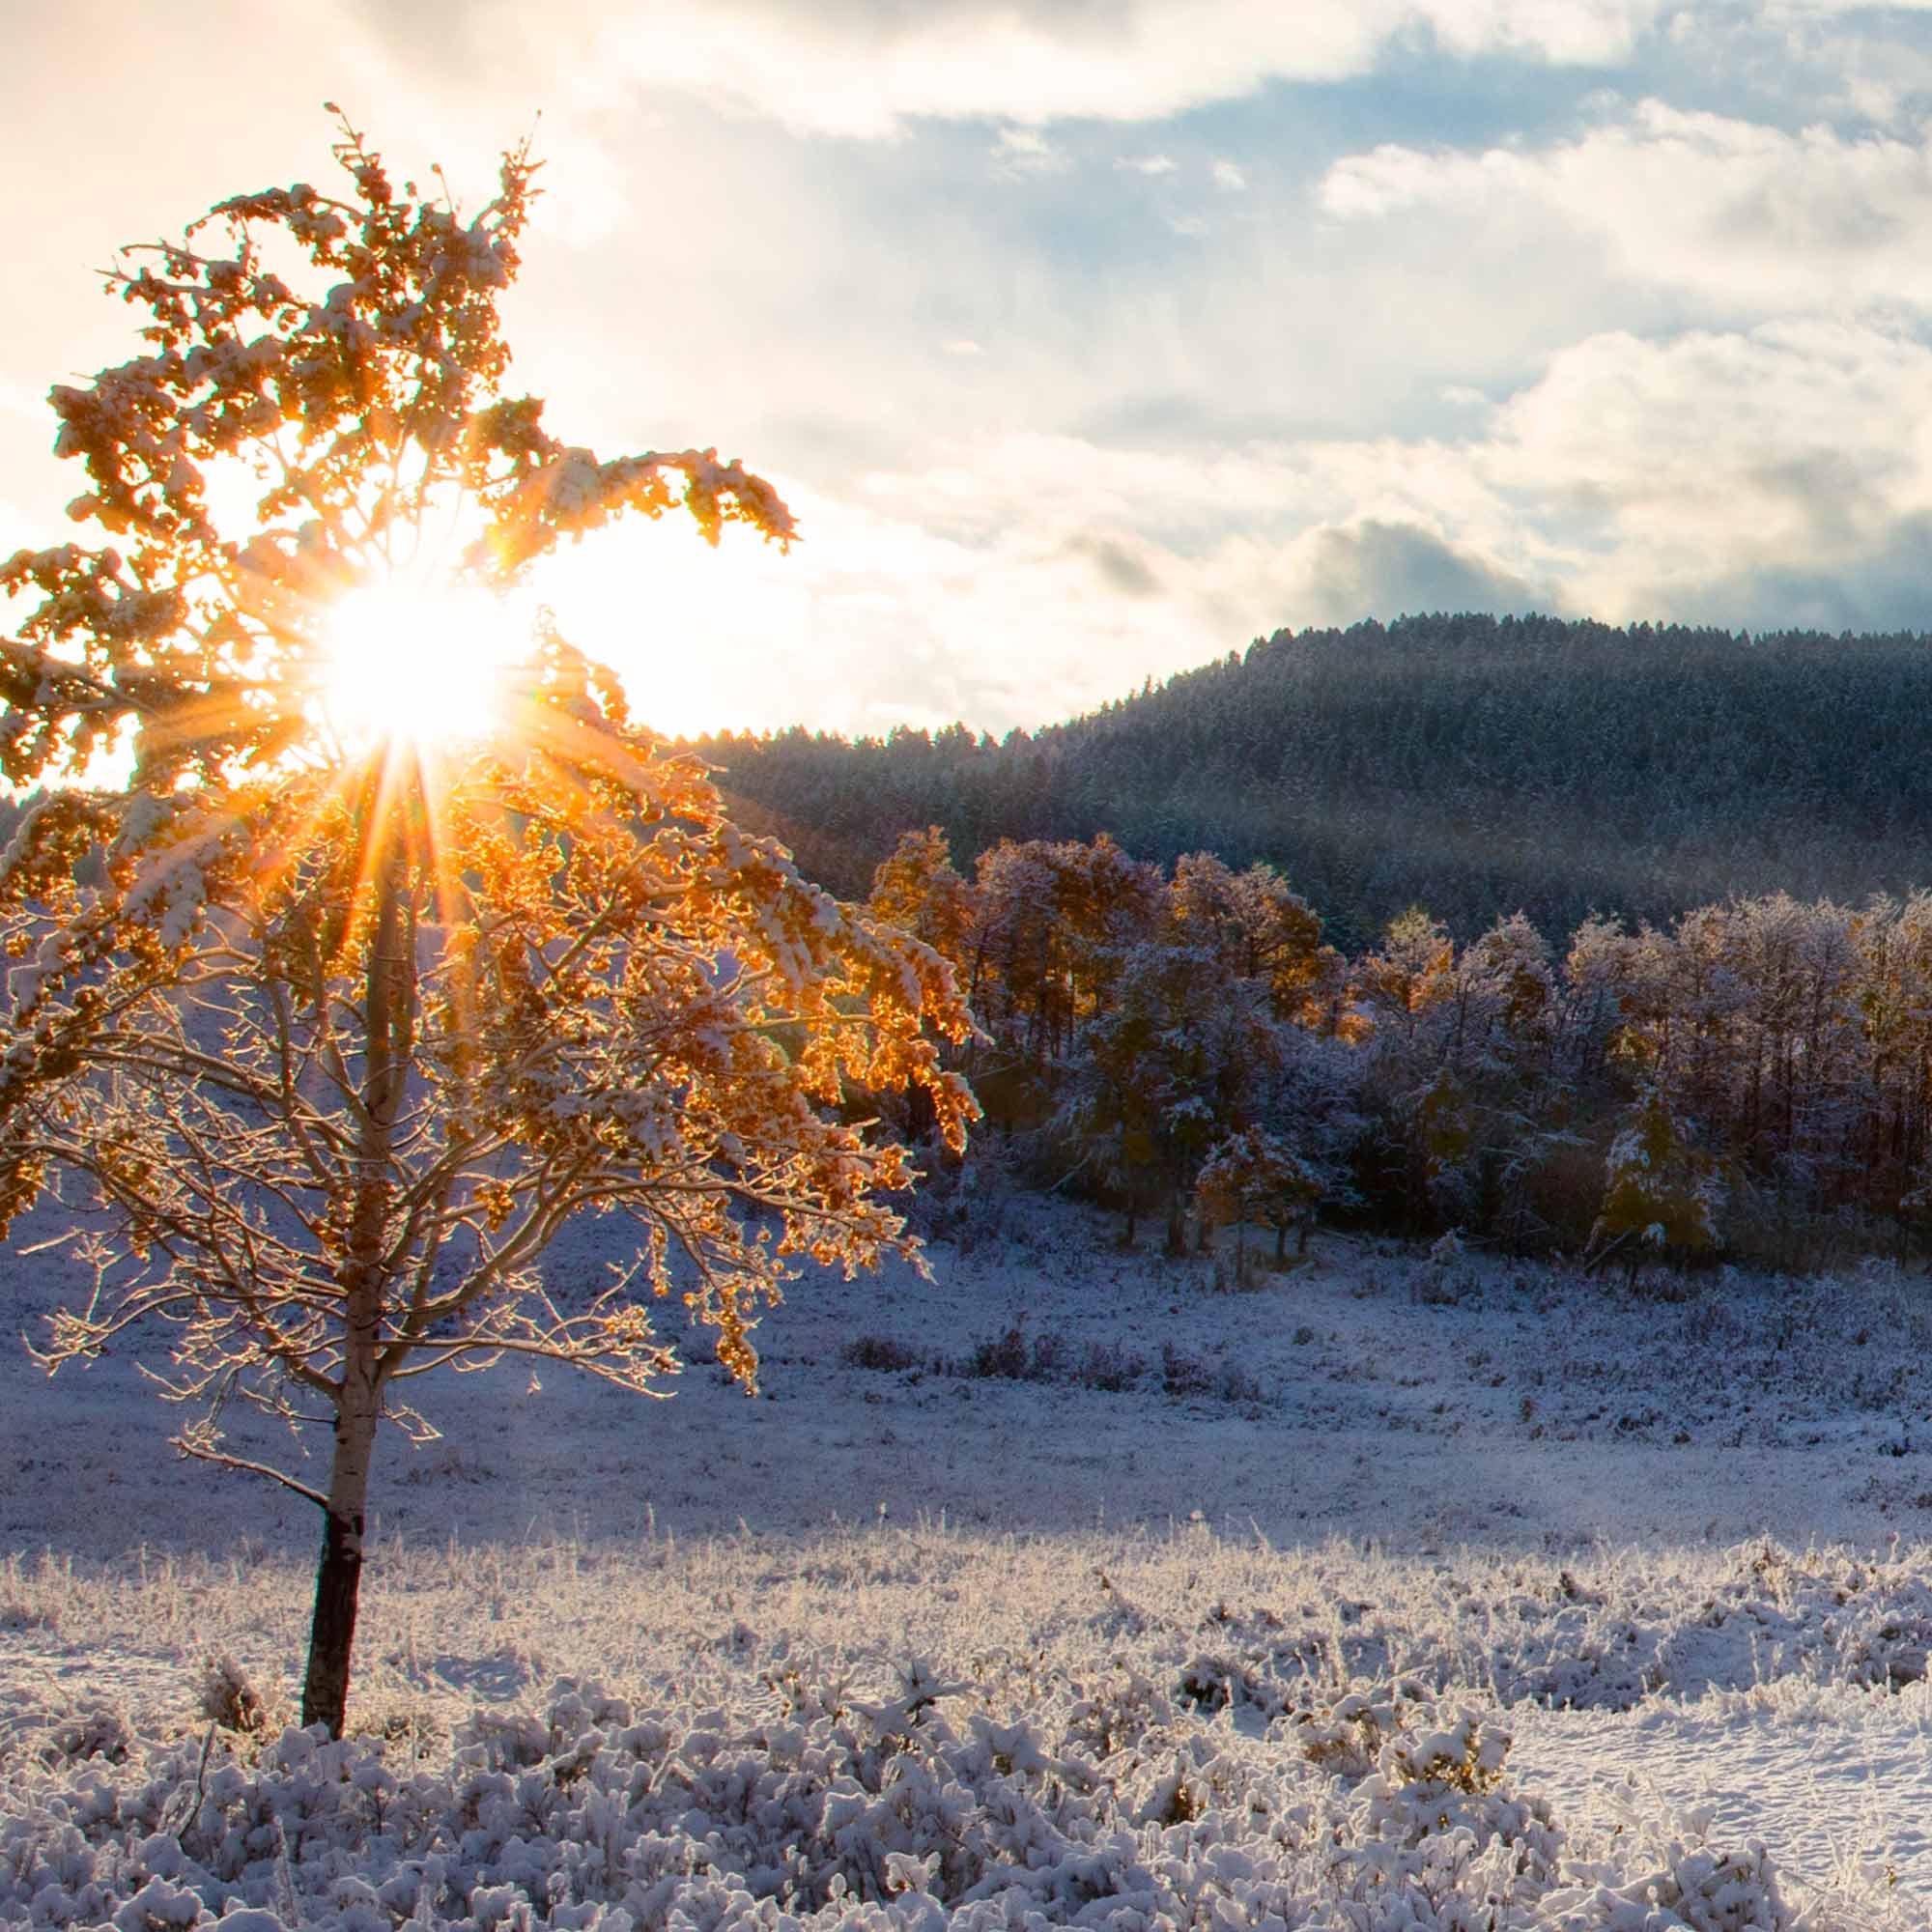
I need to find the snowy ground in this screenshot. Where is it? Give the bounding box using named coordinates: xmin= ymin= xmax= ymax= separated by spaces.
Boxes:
xmin=9 ymin=1192 xmax=1932 ymax=1924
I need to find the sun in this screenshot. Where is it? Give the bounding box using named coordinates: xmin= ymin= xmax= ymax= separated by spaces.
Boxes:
xmin=316 ymin=580 xmax=530 ymax=753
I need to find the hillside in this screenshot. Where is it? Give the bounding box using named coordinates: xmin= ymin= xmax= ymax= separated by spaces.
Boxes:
xmin=697 ymin=613 xmax=1932 ymax=948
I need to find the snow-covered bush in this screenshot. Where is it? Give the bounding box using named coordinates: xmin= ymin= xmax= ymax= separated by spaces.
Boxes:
xmin=195 ymin=1658 xmax=280 ymax=1742
xmin=0 ymin=1673 xmax=1840 ymax=1932
xmin=1542 ymin=1810 xmax=1808 ymax=1931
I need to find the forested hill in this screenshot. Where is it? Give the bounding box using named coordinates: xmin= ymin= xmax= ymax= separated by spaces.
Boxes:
xmin=696 ymin=613 xmax=1932 ymax=950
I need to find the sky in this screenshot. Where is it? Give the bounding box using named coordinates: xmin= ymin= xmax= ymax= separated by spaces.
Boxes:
xmin=9 ymin=2 xmax=1932 ymax=738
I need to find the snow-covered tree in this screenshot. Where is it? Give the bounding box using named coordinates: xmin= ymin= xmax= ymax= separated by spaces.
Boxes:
xmin=1349 ymin=908 xmax=1584 ymax=1239
xmin=965 ymin=834 xmax=1162 ymax=1099
xmin=1561 ymin=914 xmax=1635 ymax=1092
xmin=1194 ymin=1125 xmax=1324 ymax=1267
xmin=0 ymin=119 xmax=975 ymax=1737
xmin=1465 ymin=912 xmax=1558 ymax=1064
xmin=1062 ymin=940 xmax=1281 ymax=1249
xmin=866 ymin=825 xmax=980 ymax=1141
xmin=1352 ymin=908 xmax=1457 ymax=1044
xmin=1855 ymin=892 xmax=1932 ymax=1223
xmin=1589 ymin=897 xmax=1876 ymax=1257
xmin=1350 ymin=910 xmax=1468 ymax=1221
xmin=868 ymin=825 xmax=976 ymax=973
xmin=1167 ymin=852 xmax=1330 ymax=1021
xmin=1591 ymin=1084 xmax=1721 ymax=1284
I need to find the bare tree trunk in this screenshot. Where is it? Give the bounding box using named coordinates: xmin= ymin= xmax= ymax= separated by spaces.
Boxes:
xmin=1164 ymin=1188 xmax=1186 ymax=1256
xmin=302 ymin=796 xmax=412 ymax=1736
xmin=302 ymin=1397 xmax=378 ymax=1734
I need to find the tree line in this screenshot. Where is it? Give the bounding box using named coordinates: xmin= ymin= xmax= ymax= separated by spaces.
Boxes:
xmin=698 ymin=612 xmax=1932 ymax=952
xmin=871 ymin=827 xmax=1932 ymax=1277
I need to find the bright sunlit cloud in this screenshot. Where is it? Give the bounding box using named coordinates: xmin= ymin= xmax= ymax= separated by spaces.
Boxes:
xmin=590 ymin=0 xmax=1664 ymax=138
xmin=12 ymin=1 xmax=1932 ymax=737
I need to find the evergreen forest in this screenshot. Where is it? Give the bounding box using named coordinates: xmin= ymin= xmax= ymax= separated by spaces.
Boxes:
xmin=697 ymin=613 xmax=1932 ymax=952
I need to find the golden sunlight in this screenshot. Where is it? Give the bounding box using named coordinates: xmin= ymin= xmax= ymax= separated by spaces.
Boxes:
xmin=317 ymin=581 xmax=529 ymax=753
xmin=528 ymin=530 xmax=775 ymax=737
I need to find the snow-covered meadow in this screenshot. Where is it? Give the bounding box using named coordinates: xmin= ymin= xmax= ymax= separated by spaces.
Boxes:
xmin=9 ymin=1193 xmax=1932 ymax=1926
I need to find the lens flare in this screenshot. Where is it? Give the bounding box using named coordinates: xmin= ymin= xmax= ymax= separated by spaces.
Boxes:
xmin=317 ymin=581 xmax=527 ymax=753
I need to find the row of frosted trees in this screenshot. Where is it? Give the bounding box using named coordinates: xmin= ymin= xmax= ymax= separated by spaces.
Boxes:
xmin=871 ymin=827 xmax=1932 ymax=1273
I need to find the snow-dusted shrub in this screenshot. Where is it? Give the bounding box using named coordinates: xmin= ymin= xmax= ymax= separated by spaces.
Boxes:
xmin=1290 ymin=1684 xmax=1407 ymax=1779
xmin=1069 ymin=1340 xmax=1148 ymax=1393
xmin=0 ymin=1670 xmax=1835 ymax=1932
xmin=951 ymin=1324 xmax=1148 ymax=1393
xmin=840 ymin=1335 xmax=924 ymax=1375
xmin=957 ymin=1321 xmax=1059 ymax=1381
xmin=1159 ymin=1344 xmax=1263 ymax=1406
xmin=1 ymin=1698 xmax=134 ymax=1771
xmin=195 ymin=1656 xmax=279 ymax=1741
xmin=1543 ymin=1811 xmax=1808 ymax=1931
xmin=1360 ymin=1711 xmax=1564 ymax=1887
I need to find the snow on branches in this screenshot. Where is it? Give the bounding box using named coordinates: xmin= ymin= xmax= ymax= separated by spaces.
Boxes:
xmin=0 ymin=118 xmax=972 ymax=1737
xmin=0 ymin=109 xmax=796 ymax=790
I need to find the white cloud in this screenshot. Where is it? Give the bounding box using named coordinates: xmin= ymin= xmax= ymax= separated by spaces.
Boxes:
xmin=1118 ymin=153 xmax=1179 ymax=175
xmin=1321 ymin=102 xmax=1932 ymax=312
xmin=543 ymin=429 xmax=1558 ymax=729
xmin=1778 ymin=0 xmax=1932 ymax=13
xmin=652 ymin=317 xmax=1932 ymax=726
xmin=14 ymin=0 xmax=1932 ymax=740
xmin=992 ymin=126 xmax=1066 ymax=175
xmin=1476 ymin=321 xmax=1932 ymax=613
xmin=532 ymin=469 xmax=1243 ymax=736
xmin=598 ymin=1 xmax=1667 ymax=139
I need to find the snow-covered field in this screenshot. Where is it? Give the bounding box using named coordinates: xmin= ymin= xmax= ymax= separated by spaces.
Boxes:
xmin=8 ymin=1193 xmax=1932 ymax=1926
